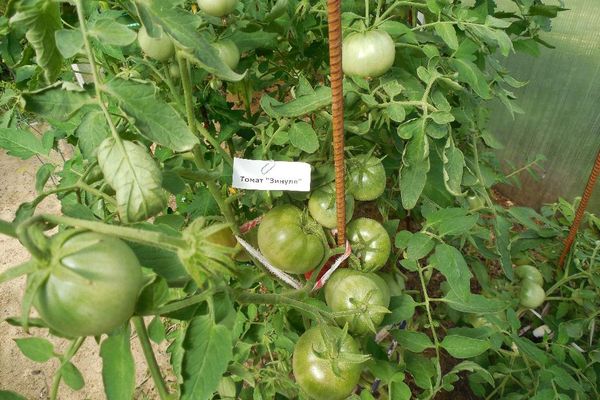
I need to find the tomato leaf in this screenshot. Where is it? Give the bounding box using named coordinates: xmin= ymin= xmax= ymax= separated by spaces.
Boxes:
xmin=406 ymin=232 xmax=434 ymax=260
xmin=100 ymin=325 xmax=135 ymax=400
xmin=22 ymin=83 xmax=94 ymax=123
xmin=0 ymin=390 xmax=27 ymax=400
xmin=435 ymin=23 xmax=459 ymax=50
xmin=180 ymin=315 xmax=233 ymax=400
xmin=35 ymin=163 xmax=55 ymax=194
xmin=89 ymin=18 xmax=137 ymax=46
xmin=260 ymin=86 xmax=332 ymax=118
xmin=405 ymin=352 xmax=435 ymax=390
xmin=97 ymin=137 xmax=167 ymax=223
xmin=441 ymin=335 xmax=490 ymax=358
xmin=288 ymin=121 xmax=319 ymax=154
xmin=60 ymin=361 xmax=85 ymax=391
xmin=447 ymin=58 xmax=491 ymax=99
xmin=392 ymin=331 xmax=434 ymax=353
xmin=442 ymin=138 xmax=465 ymax=196
xmin=14 ymin=337 xmax=55 ymax=362
xmin=9 ymin=0 xmax=63 ymax=83
xmin=430 ymin=244 xmax=472 ymax=301
xmin=55 ymin=29 xmax=84 ymax=58
xmin=400 ymin=157 xmax=429 ymax=210
xmin=104 ymin=79 xmax=199 ymax=152
xmin=75 ymin=111 xmax=109 ymax=159
xmin=0 ymin=128 xmax=50 ymax=160
xmin=444 ymin=292 xmax=507 ymax=313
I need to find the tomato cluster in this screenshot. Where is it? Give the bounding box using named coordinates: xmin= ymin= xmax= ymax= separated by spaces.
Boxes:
xmin=515 ymin=265 xmax=545 ymax=309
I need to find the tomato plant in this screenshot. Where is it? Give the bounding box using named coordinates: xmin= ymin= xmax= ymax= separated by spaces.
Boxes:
xmin=347 ymin=218 xmax=391 ymax=272
xmin=325 ymin=269 xmax=391 ymax=335
xmin=35 ymin=231 xmax=144 ymax=338
xmin=292 ymin=326 xmax=364 ymax=400
xmin=0 ymin=1 xmax=576 ymax=399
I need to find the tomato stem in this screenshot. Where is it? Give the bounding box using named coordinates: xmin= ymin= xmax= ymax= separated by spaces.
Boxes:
xmin=132 ymin=317 xmax=172 ymax=400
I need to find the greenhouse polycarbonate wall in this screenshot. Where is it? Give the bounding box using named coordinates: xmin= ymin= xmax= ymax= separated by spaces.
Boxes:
xmin=489 ymin=0 xmax=600 ymax=212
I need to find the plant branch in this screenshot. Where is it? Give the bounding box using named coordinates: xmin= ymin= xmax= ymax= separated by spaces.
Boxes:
xmin=132 ymin=317 xmax=171 ymax=400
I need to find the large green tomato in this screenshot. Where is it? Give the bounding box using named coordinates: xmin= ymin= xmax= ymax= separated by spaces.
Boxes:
xmin=348 ymin=154 xmax=386 ymax=201
xmin=308 ymin=183 xmax=355 ymax=229
xmin=325 ymin=269 xmax=390 ymax=335
xmin=515 ymin=265 xmax=543 ymax=286
xmin=257 ymin=205 xmax=326 ymax=274
xmin=197 ymin=0 xmax=237 ymax=17
xmin=293 ymin=326 xmax=362 ymax=400
xmin=34 ymin=231 xmax=144 ymax=337
xmin=342 ymin=30 xmax=396 ymax=78
xmin=519 ymin=280 xmax=545 ymax=309
xmin=347 ymin=218 xmax=391 ymax=272
xmin=213 ymin=39 xmax=240 ymax=70
xmin=137 ymin=26 xmax=174 ymax=62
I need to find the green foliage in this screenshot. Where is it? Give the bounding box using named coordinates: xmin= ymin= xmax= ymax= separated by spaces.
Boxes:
xmin=2 ymin=1 xmax=594 ymax=400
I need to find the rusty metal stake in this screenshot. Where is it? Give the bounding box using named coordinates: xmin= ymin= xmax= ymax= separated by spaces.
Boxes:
xmin=326 ymin=0 xmax=346 ymax=246
xmin=558 ymin=148 xmax=600 ymax=268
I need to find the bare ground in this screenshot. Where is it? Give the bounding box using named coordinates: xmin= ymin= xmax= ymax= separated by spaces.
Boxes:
xmin=0 ymin=144 xmax=173 ymax=399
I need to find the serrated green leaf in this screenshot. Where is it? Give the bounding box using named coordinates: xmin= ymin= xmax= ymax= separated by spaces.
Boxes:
xmin=104 ymin=79 xmax=198 ymax=152
xmin=260 ymin=86 xmax=331 ymax=118
xmin=181 ymin=315 xmax=233 ymax=400
xmin=435 ymin=23 xmax=459 ymax=50
xmin=444 ymin=292 xmax=507 ymax=313
xmin=22 ymin=83 xmax=93 ymax=122
xmin=405 ymin=353 xmax=435 ymax=390
xmin=441 ymin=335 xmax=490 ymax=358
xmin=447 ymin=58 xmax=491 ymax=99
xmin=442 ymin=140 xmax=465 ymax=196
xmin=55 ymin=29 xmax=84 ymax=58
xmin=14 ymin=337 xmax=55 ymax=362
xmin=76 ymin=111 xmax=109 ymax=159
xmin=101 ymin=326 xmax=135 ymax=400
xmin=0 ymin=128 xmax=50 ymax=159
xmin=430 ymin=111 xmax=454 ymax=125
xmin=90 ymin=18 xmax=136 ymax=46
xmin=397 ymin=118 xmax=422 ymax=140
xmin=400 ymin=157 xmax=429 ymax=210
xmin=0 ymin=390 xmax=27 ymax=400
xmin=60 ymin=361 xmax=84 ymax=390
xmin=406 ymin=232 xmax=434 ymax=260
xmin=381 ymin=294 xmax=416 ymax=325
xmin=430 ymin=244 xmax=472 ymax=301
xmin=10 ymin=0 xmax=63 ymax=83
xmin=393 ymin=331 xmax=434 ymax=353
xmin=288 ymin=121 xmax=319 ymax=154
xmin=35 ymin=163 xmax=55 ymax=194
xmin=97 ymin=137 xmax=166 ymax=223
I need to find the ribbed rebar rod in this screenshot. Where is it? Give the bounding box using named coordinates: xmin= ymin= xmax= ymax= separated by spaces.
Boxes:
xmin=558 ymin=148 xmax=600 ymax=268
xmin=326 ymin=0 xmax=346 ymax=246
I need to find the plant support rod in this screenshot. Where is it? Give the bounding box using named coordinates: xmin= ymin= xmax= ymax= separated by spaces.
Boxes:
xmin=326 ymin=0 xmax=347 ymax=246
xmin=558 ymin=147 xmax=600 ymax=268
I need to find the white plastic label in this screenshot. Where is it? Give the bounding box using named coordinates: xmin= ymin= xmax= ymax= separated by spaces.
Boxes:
xmin=232 ymin=158 xmax=311 ymax=192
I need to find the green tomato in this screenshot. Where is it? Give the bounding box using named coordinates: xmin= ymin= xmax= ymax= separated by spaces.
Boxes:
xmin=197 ymin=0 xmax=237 ymax=17
xmin=213 ymin=39 xmax=240 ymax=70
xmin=519 ymin=280 xmax=545 ymax=309
xmin=348 ymin=154 xmax=386 ymax=201
xmin=169 ymin=63 xmax=180 ymax=79
xmin=347 ymin=218 xmax=391 ymax=272
xmin=325 ymin=269 xmax=390 ymax=335
xmin=137 ymin=26 xmax=174 ymax=62
xmin=515 ymin=265 xmax=544 ymax=286
xmin=467 ymin=195 xmax=484 ymax=210
xmin=293 ymin=326 xmax=362 ymax=400
xmin=34 ymin=231 xmax=144 ymax=337
xmin=257 ymin=205 xmax=326 ymax=274
xmin=308 ymin=183 xmax=355 ymax=229
xmin=342 ymin=30 xmax=396 ymax=78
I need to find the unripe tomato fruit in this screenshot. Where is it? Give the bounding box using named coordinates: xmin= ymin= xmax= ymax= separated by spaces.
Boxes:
xmin=308 ymin=183 xmax=355 ymax=229
xmin=213 ymin=39 xmax=240 ymax=70
xmin=34 ymin=231 xmax=144 ymax=337
xmin=257 ymin=205 xmax=327 ymax=274
xmin=197 ymin=0 xmax=237 ymax=17
xmin=169 ymin=63 xmax=180 ymax=79
xmin=137 ymin=26 xmax=174 ymax=62
xmin=467 ymin=195 xmax=484 ymax=210
xmin=293 ymin=326 xmax=362 ymax=400
xmin=342 ymin=30 xmax=396 ymax=78
xmin=325 ymin=269 xmax=390 ymax=335
xmin=519 ymin=280 xmax=545 ymax=309
xmin=515 ymin=265 xmax=544 ymax=286
xmin=347 ymin=218 xmax=391 ymax=272
xmin=348 ymin=154 xmax=386 ymax=201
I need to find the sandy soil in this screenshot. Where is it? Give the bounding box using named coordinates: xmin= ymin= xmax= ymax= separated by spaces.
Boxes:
xmin=0 ymin=142 xmax=173 ymax=399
